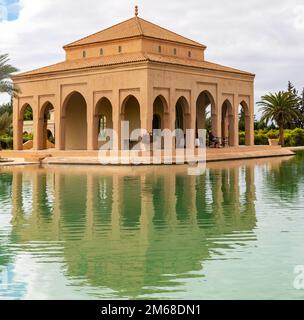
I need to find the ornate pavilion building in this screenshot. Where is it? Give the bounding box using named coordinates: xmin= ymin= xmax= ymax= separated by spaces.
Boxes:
xmin=13 ymin=8 xmax=255 ymax=151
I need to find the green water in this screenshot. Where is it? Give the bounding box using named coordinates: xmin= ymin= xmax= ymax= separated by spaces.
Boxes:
xmin=0 ymin=153 xmax=304 ymax=300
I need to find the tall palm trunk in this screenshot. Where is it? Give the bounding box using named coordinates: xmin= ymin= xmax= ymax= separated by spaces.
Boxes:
xmin=279 ymin=124 xmax=284 ymax=146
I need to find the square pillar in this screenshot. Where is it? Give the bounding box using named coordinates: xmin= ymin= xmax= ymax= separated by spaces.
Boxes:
xmin=13 ymin=98 xmax=23 ymax=150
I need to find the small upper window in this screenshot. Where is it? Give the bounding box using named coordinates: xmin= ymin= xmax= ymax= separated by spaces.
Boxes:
xmin=173 ymin=48 xmax=177 ymax=55
xmin=118 ymin=46 xmax=122 ymax=53
xmin=158 ymin=46 xmax=162 ymax=53
xmin=188 ymin=51 xmax=192 ymax=58
xmin=83 ymin=51 xmax=86 ymax=58
xmin=100 ymin=48 xmax=103 ymax=56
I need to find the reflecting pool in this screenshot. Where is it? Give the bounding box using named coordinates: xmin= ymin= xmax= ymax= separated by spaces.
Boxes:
xmin=0 ymin=152 xmax=304 ymax=300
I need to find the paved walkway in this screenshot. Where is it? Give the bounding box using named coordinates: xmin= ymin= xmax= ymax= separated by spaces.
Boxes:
xmin=0 ymin=146 xmax=295 ymax=166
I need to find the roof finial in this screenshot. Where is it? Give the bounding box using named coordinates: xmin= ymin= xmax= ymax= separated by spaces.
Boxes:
xmin=135 ymin=5 xmax=139 ymax=17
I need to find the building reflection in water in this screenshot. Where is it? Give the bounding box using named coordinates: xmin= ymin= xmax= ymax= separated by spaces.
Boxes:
xmin=7 ymin=161 xmax=259 ymax=298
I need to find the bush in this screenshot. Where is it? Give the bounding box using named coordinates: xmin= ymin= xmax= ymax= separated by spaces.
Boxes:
xmin=239 ymin=131 xmax=245 ymax=145
xmin=267 ymin=129 xmax=279 ymax=139
xmin=252 ymin=128 xmax=304 ymax=146
xmin=254 ymin=130 xmax=269 ymax=145
xmin=0 ymin=135 xmax=13 ymax=149
xmin=23 ymin=133 xmax=33 ymax=143
xmin=284 ymin=128 xmax=304 ymax=147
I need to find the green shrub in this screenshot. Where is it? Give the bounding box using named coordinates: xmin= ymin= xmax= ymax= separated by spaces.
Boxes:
xmin=267 ymin=130 xmax=279 ymax=139
xmin=0 ymin=135 xmax=13 ymax=149
xmin=23 ymin=133 xmax=33 ymax=143
xmin=252 ymin=128 xmax=304 ymax=146
xmin=254 ymin=130 xmax=269 ymax=145
xmin=284 ymin=128 xmax=304 ymax=146
xmin=239 ymin=131 xmax=245 ymax=145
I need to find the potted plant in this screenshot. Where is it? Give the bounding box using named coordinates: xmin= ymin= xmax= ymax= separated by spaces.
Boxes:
xmin=267 ymin=132 xmax=280 ymax=146
xmin=257 ymin=91 xmax=302 ymax=147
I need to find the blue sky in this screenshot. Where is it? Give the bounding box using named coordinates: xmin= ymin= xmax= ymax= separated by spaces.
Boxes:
xmin=0 ymin=0 xmax=20 ymax=21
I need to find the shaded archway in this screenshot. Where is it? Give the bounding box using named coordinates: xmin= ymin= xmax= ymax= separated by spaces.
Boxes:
xmin=175 ymin=97 xmax=190 ymax=148
xmin=63 ymin=92 xmax=87 ymax=150
xmin=221 ymin=100 xmax=234 ymax=147
xmin=153 ymin=114 xmax=161 ymax=130
xmin=175 ymin=96 xmax=190 ymax=131
xmin=20 ymin=104 xmax=33 ymax=150
xmin=153 ymin=95 xmax=169 ymax=130
xmin=121 ymin=95 xmax=141 ymax=149
xmin=196 ymin=91 xmax=216 ymax=138
xmin=94 ymin=97 xmax=113 ymax=150
xmin=39 ymin=102 xmax=55 ymax=149
xmin=239 ymin=101 xmax=251 ymax=146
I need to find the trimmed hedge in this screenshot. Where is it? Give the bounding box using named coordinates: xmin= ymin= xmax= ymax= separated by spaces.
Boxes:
xmin=239 ymin=128 xmax=304 ymax=146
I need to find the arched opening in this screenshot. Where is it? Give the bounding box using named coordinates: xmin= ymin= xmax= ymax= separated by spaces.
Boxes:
xmin=196 ymin=91 xmax=216 ymax=144
xmin=153 ymin=95 xmax=169 ymax=131
xmin=20 ymin=104 xmax=33 ymax=150
xmin=95 ymin=97 xmax=113 ymax=149
xmin=39 ymin=102 xmax=55 ymax=149
xmin=239 ymin=101 xmax=250 ymax=146
xmin=153 ymin=114 xmax=161 ymax=130
xmin=221 ymin=100 xmax=234 ymax=147
xmin=121 ymin=95 xmax=141 ymax=149
xmin=175 ymin=96 xmax=190 ymax=131
xmin=63 ymin=92 xmax=87 ymax=150
xmin=175 ymin=97 xmax=190 ymax=148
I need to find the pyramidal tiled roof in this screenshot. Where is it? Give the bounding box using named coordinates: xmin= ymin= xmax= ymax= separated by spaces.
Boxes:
xmin=15 ymin=53 xmax=254 ymax=78
xmin=64 ymin=17 xmax=205 ymax=48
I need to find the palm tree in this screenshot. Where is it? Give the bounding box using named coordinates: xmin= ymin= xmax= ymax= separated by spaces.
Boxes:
xmin=0 ymin=53 xmax=19 ymax=97
xmin=257 ymin=91 xmax=303 ymax=146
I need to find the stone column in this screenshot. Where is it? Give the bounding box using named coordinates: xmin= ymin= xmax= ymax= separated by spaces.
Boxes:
xmin=188 ymin=92 xmax=196 ymax=150
xmin=55 ymin=92 xmax=65 ymax=150
xmin=13 ymin=98 xmax=23 ymax=150
xmin=215 ymin=97 xmax=222 ymax=141
xmin=112 ymin=91 xmax=121 ymax=151
xmin=247 ymin=95 xmax=255 ymax=146
xmin=87 ymin=93 xmax=95 ymax=151
xmin=32 ymin=97 xmax=41 ymax=151
xmin=140 ymin=88 xmax=153 ymax=134
xmin=231 ymin=95 xmax=239 ymax=147
xmin=169 ymin=90 xmax=177 ymax=151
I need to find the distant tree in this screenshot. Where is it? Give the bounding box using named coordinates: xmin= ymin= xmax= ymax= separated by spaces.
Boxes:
xmin=294 ymin=88 xmax=304 ymax=128
xmin=0 ymin=112 xmax=12 ymax=135
xmin=286 ymin=81 xmax=301 ymax=129
xmin=258 ymin=91 xmax=303 ymax=146
xmin=254 ymin=117 xmax=268 ymax=130
xmin=0 ymin=101 xmax=13 ymax=116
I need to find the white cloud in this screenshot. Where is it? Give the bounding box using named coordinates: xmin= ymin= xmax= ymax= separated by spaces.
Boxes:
xmin=1 ymin=0 xmax=304 ymax=114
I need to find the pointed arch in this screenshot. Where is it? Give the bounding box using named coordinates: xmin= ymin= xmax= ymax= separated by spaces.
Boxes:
xmin=221 ymin=99 xmax=234 ymax=147
xmin=239 ymin=100 xmax=251 ymax=146
xmin=37 ymin=101 xmax=55 ymax=149
xmin=196 ymin=90 xmax=216 ymax=137
xmin=62 ymin=91 xmax=87 ymax=150
xmin=153 ymin=95 xmax=169 ymax=130
xmin=175 ymin=96 xmax=190 ymax=131
xmin=94 ymin=97 xmax=113 ymax=149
